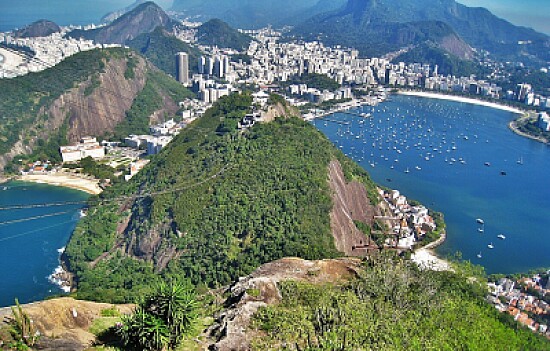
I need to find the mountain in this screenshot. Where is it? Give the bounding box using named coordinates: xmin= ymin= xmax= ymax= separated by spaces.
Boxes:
xmin=64 ymin=93 xmax=382 ymax=303
xmin=13 ymin=20 xmax=61 ymax=38
xmin=0 ymin=48 xmax=194 ymax=173
xmin=128 ymin=27 xmax=203 ymax=77
xmin=67 ymin=1 xmax=178 ymax=45
xmin=196 ymin=19 xmax=253 ymax=51
xmin=100 ymin=0 xmax=148 ymax=24
xmin=292 ymin=0 xmax=550 ymax=64
xmin=170 ymin=0 xmax=346 ymax=29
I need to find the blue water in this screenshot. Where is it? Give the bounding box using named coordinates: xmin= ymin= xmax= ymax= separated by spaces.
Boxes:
xmin=0 ymin=181 xmax=87 ymax=307
xmin=315 ymin=95 xmax=550 ymax=274
xmin=0 ymin=0 xmax=134 ymax=32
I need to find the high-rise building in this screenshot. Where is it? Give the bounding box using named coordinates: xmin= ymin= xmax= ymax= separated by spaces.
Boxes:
xmin=176 ymin=52 xmax=189 ymax=85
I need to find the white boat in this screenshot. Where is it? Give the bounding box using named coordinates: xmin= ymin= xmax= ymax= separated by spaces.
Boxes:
xmin=487 ymin=243 xmax=494 ymax=249
xmin=497 ymin=234 xmax=506 ymax=240
xmin=476 ymin=218 xmax=484 ymax=225
xmin=478 ymin=228 xmax=484 ymax=233
xmin=477 ymin=252 xmax=482 ymax=259
xmin=404 ymin=167 xmax=410 ymax=173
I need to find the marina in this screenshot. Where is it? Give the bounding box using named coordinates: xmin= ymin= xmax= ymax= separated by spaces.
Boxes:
xmin=314 ymin=94 xmax=550 ymax=274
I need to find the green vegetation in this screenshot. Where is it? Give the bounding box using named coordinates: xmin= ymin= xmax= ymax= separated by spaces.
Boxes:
xmin=3 ymin=299 xmax=38 ymax=349
xmin=393 ymin=43 xmax=490 ymax=77
xmin=128 ymin=27 xmax=202 ymax=77
xmin=110 ymin=69 xmax=195 ymax=141
xmin=117 ymin=280 xmax=197 ymax=351
xmin=197 ymin=19 xmax=253 ymax=51
xmin=251 ymin=254 xmax=550 ymax=350
xmin=66 ymin=93 xmax=379 ymax=303
xmin=281 ymin=73 xmax=340 ymax=92
xmin=0 ymin=49 xmax=110 ymax=157
xmin=516 ymin=118 xmax=550 ymax=144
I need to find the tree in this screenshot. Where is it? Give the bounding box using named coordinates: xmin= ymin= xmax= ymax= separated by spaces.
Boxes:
xmin=118 ymin=279 xmax=197 ymax=350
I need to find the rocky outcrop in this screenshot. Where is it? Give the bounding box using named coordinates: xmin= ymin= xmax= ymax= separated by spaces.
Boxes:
xmin=439 ymin=34 xmax=473 ymax=60
xmin=205 ymin=257 xmax=362 ymax=351
xmin=50 ymin=54 xmax=148 ymax=143
xmin=328 ymin=159 xmax=379 ymax=255
xmin=0 ymin=297 xmax=134 ymax=350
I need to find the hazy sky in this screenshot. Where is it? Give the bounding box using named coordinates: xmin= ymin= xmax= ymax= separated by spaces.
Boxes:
xmin=0 ymin=0 xmax=549 ymax=35
xmin=458 ymin=0 xmax=550 ymax=34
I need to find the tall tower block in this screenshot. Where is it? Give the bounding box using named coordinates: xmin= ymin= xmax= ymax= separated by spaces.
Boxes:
xmin=176 ymin=52 xmax=189 ymax=85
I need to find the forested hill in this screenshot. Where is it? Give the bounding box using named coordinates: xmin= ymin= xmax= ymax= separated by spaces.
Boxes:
xmin=128 ymin=27 xmax=203 ymax=77
xmin=197 ymin=19 xmax=253 ymax=51
xmin=0 ymin=48 xmax=194 ymax=173
xmin=64 ymin=93 xmax=380 ymax=303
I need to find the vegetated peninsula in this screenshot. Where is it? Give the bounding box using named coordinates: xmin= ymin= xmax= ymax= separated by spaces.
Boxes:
xmin=64 ymin=93 xmax=383 ymax=302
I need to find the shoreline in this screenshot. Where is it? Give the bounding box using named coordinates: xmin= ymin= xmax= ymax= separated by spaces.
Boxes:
xmin=398 ymin=90 xmax=525 ymax=115
xmin=508 ymin=118 xmax=550 ymax=145
xmin=17 ymin=173 xmax=102 ymax=195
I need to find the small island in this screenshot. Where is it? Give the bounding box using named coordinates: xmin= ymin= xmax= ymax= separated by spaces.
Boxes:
xmin=510 ymin=111 xmax=550 ymax=144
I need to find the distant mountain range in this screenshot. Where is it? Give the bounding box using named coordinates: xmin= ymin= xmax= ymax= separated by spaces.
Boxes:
xmin=13 ymin=20 xmax=61 ymax=38
xmin=292 ymin=0 xmax=550 ymax=64
xmin=170 ymin=0 xmax=346 ymax=29
xmin=68 ymin=2 xmax=178 ymax=45
xmin=100 ymin=0 xmax=149 ymax=24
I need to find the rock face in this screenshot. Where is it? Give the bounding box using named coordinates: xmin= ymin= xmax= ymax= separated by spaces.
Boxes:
xmin=13 ymin=20 xmax=61 ymax=38
xmin=328 ymin=160 xmax=380 ymax=255
xmin=49 ymin=54 xmax=148 ymax=144
xmin=0 ymin=297 xmax=134 ymax=350
xmin=205 ymin=257 xmax=362 ymax=351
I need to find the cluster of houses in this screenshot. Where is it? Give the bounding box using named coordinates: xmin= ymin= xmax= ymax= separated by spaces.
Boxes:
xmin=378 ymin=189 xmax=437 ymax=249
xmin=488 ymin=274 xmax=550 ymax=339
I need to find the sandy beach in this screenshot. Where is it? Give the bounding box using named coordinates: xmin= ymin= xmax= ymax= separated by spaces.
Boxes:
xmin=398 ymin=91 xmax=525 ymax=115
xmin=19 ymin=173 xmax=102 ymax=195
xmin=412 ymin=248 xmax=453 ymax=272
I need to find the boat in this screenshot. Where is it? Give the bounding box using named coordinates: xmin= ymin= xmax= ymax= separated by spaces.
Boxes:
xmin=476 ymin=218 xmax=484 ymax=224
xmin=487 ymin=243 xmax=494 ymax=249
xmin=497 ymin=234 xmax=506 ymax=240
xmin=517 ymin=156 xmax=523 ymax=165
xmin=415 ymin=166 xmax=422 ymax=170
xmin=484 ymin=162 xmax=491 ymax=167
xmin=500 ymin=171 xmax=507 ymax=176
xmin=478 ymin=228 xmax=484 ymax=233
xmin=404 ymin=167 xmax=410 ymax=173
xmin=477 ymin=252 xmax=482 ymax=259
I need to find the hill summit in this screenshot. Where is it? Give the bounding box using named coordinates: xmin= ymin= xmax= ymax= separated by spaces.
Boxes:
xmin=68 ymin=1 xmax=177 ymax=45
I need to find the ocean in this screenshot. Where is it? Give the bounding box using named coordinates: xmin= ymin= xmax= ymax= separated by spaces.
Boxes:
xmin=0 ymin=181 xmax=88 ymax=307
xmin=0 ymin=0 xmax=136 ymax=32
xmin=316 ymin=94 xmax=550 ymax=274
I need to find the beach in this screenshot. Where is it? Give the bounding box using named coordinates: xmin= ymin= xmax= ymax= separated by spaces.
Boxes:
xmin=398 ymin=91 xmax=524 ymax=115
xmin=19 ymin=173 xmax=102 ymax=195
xmin=412 ymin=248 xmax=453 ymax=272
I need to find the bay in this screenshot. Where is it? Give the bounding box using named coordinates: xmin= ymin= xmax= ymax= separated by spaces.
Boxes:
xmin=0 ymin=181 xmax=88 ymax=307
xmin=315 ymin=94 xmax=550 ymax=274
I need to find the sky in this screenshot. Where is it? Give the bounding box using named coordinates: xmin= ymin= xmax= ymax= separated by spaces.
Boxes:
xmin=458 ymin=0 xmax=550 ymax=34
xmin=0 ymin=0 xmax=549 ymax=35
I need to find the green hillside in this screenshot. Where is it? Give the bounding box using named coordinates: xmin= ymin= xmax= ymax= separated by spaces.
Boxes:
xmin=252 ymin=255 xmax=550 ymax=350
xmin=197 ymin=19 xmax=253 ymax=51
xmin=0 ymin=49 xmax=107 ymax=157
xmin=128 ymin=27 xmax=202 ymax=77
xmin=66 ymin=93 xmax=379 ymax=303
